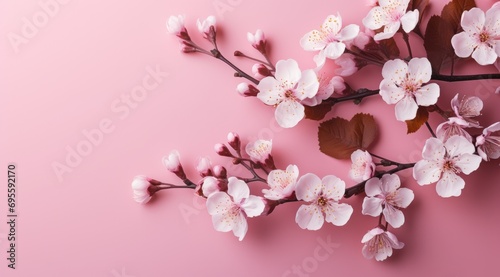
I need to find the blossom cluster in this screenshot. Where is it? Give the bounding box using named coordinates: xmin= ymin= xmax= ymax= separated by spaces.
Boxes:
xmin=134 ymin=0 xmax=500 ymax=262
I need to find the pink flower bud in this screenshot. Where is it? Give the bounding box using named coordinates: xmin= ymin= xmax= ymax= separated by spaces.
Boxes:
xmin=331 ymin=76 xmax=346 ymax=95
xmin=214 ymin=143 xmax=232 ymax=157
xmin=162 ymin=150 xmax=186 ymax=179
xmin=197 ymin=15 xmax=216 ymax=43
xmin=252 ymin=63 xmax=272 ymax=80
xmin=236 ymin=82 xmax=259 ymax=97
xmin=247 ymin=29 xmax=267 ymax=53
xmin=131 ymin=175 xmax=155 ymax=204
xmin=227 ymin=132 xmax=241 ymax=151
xmin=196 ymin=157 xmax=212 ymax=177
xmin=213 ymin=165 xmax=227 ymax=179
xmin=166 ymin=15 xmax=190 ymax=40
xmin=201 ymin=176 xmax=220 ymax=197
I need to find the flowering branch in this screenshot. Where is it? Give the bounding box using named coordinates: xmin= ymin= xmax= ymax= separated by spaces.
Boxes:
xmin=431 ymin=73 xmax=500 ymax=82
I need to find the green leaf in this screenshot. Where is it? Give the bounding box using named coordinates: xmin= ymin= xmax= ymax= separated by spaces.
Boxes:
xmin=406 ymin=106 xmax=429 ymax=134
xmin=318 ymin=113 xmax=378 ymax=160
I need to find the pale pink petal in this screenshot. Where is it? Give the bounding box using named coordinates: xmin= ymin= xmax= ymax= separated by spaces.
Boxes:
xmin=295 ymin=204 xmax=325 ymax=230
xmin=408 ymin=57 xmax=432 ymax=83
xmin=324 ymin=203 xmax=353 ymax=226
xmin=381 ymin=59 xmax=408 ymax=84
xmin=444 ymin=135 xmax=476 ymax=157
xmin=454 ymin=153 xmax=482 ymax=175
xmin=436 ymin=171 xmax=465 ymax=197
xmin=436 ymin=120 xmax=473 ymax=143
xmin=256 ymin=77 xmax=283 ymax=105
xmin=275 ymin=59 xmax=301 ymax=85
xmin=362 ymin=7 xmax=386 ymax=30
xmin=334 ymin=54 xmax=358 ymax=76
xmin=227 ymin=177 xmax=250 ymax=203
xmin=413 ymin=159 xmax=442 ymax=185
xmin=375 ymin=21 xmax=400 ymax=41
xmin=313 ymin=50 xmax=327 ymax=69
xmin=391 ymin=187 xmax=414 ymax=208
xmin=386 ymin=230 xmax=404 ymax=249
xmin=379 ymin=80 xmax=405 ymax=104
xmin=395 ymin=96 xmax=418 ymax=121
xmin=460 ymin=96 xmax=483 ymax=118
xmin=401 ymin=10 xmax=419 ymax=33
xmin=338 ymin=24 xmax=360 ymax=41
xmin=294 ymin=69 xmax=320 ymax=100
xmin=364 ymin=177 xmax=382 ymax=197
xmin=202 ymin=176 xmax=219 ymax=197
xmin=422 ymin=137 xmax=446 ymax=161
xmin=300 ymin=30 xmax=327 ymax=51
xmin=383 ymin=205 xmax=405 ymax=228
xmin=461 ymin=8 xmax=485 ymax=34
xmin=414 ymin=83 xmax=440 ymax=106
xmin=232 ymin=213 xmax=248 ymax=241
xmin=472 ymin=44 xmax=498 ymax=65
xmin=322 ymin=14 xmax=342 ymax=35
xmin=275 ymin=99 xmax=305 ymax=128
xmin=451 ymin=32 xmax=476 ymax=58
xmin=207 ymin=193 xmax=233 ymax=231
xmin=323 ymin=41 xmax=346 ymax=60
xmin=295 ymin=173 xmax=322 ymax=202
xmin=379 ymin=174 xmax=400 ymax=194
xmin=361 ymin=227 xmax=384 ymax=243
xmin=321 ymin=175 xmax=346 ymax=201
xmin=362 ymin=197 xmax=383 ymax=217
xmin=241 ymin=196 xmax=265 ymax=217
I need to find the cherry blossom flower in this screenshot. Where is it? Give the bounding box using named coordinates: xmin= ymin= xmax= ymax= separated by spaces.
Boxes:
xmin=206 ymin=177 xmax=265 ymax=241
xmin=196 ymin=15 xmax=216 ymax=39
xmin=247 ymin=29 xmax=267 ymax=53
xmin=436 ymin=117 xmax=473 ymax=143
xmin=131 ymin=175 xmax=154 ymax=204
xmin=163 ymin=150 xmax=186 ymax=179
xmin=262 ymin=165 xmax=299 ymax=200
xmin=349 ymin=150 xmax=376 ymax=182
xmin=362 ymin=227 xmax=404 ymax=261
xmin=476 ymin=122 xmax=500 ymax=161
xmin=451 ymin=6 xmax=500 ymax=65
xmin=362 ymin=0 xmax=419 ymax=41
xmin=413 ymin=136 xmax=482 ymax=198
xmin=362 ymin=174 xmax=414 ymax=228
xmin=295 ymin=173 xmax=353 ymax=230
xmin=300 ymin=14 xmax=360 ymax=68
xmin=379 ymin=58 xmax=440 ymax=121
xmin=257 ymin=59 xmax=319 ymax=128
xmin=245 ymin=139 xmax=272 ymax=164
xmin=451 ymin=93 xmax=483 ymax=127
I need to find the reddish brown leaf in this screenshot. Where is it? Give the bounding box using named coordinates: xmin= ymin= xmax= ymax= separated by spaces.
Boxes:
xmin=406 ymin=106 xmax=429 ymax=134
xmin=304 ymin=101 xmax=334 ymax=121
xmin=424 ymin=15 xmax=455 ymax=73
xmin=318 ymin=113 xmax=378 ymax=160
xmin=441 ymin=0 xmax=476 ymax=33
xmin=409 ymin=0 xmax=431 ymax=37
xmin=379 ymin=38 xmax=400 ymax=60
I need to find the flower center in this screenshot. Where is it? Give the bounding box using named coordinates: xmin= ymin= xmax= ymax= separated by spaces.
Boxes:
xmin=479 ymin=32 xmax=490 ymax=43
xmin=285 ymin=90 xmax=296 ymax=100
xmin=442 ymin=159 xmax=460 ymax=174
xmin=317 ymin=196 xmax=328 ymax=206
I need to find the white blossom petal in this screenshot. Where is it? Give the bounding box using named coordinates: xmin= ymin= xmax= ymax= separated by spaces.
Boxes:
xmin=395 ymin=96 xmax=418 ymax=121
xmin=400 ymin=10 xmax=419 ymax=33
xmin=413 ymin=159 xmax=442 ymax=185
xmin=324 ymin=203 xmax=353 ymax=226
xmin=295 ymin=173 xmax=322 ymax=202
xmin=383 ymin=204 xmax=405 ymax=228
xmin=362 ymin=197 xmax=383 ymax=217
xmin=436 ymin=171 xmax=465 ymax=197
xmin=295 ymin=204 xmax=325 ymax=230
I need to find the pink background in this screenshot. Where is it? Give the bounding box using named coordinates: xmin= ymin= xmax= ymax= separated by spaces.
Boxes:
xmin=1 ymin=0 xmax=500 ymax=276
